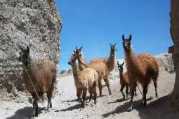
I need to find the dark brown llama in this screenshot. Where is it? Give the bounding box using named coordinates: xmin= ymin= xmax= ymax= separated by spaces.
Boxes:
xmin=117 ymin=61 xmax=137 ymax=100
xmin=18 ymin=46 xmax=56 ymax=117
xmin=117 ymin=61 xmax=129 ymax=100
xmin=122 ymin=34 xmax=159 ymax=111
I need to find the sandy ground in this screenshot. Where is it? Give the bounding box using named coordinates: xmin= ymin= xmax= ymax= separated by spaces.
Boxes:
xmin=0 ymin=69 xmax=179 ymax=119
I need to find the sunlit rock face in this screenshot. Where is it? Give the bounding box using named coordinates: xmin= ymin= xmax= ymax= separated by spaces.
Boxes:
xmin=0 ymin=0 xmax=61 ymax=93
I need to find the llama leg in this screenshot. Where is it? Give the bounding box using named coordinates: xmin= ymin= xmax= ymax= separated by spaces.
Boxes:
xmin=47 ymin=95 xmax=52 ymax=109
xmin=143 ymin=85 xmax=148 ymax=106
xmin=47 ymin=89 xmax=54 ymax=109
xmin=126 ymin=85 xmax=129 ymax=99
xmin=128 ymin=82 xmax=136 ymax=111
xmin=93 ymin=90 xmax=97 ymax=104
xmin=77 ymin=88 xmax=82 ymax=101
xmin=82 ymin=88 xmax=87 ymax=108
xmin=47 ymin=90 xmax=52 ymax=109
xmin=92 ymin=82 xmax=97 ymax=104
xmin=134 ymin=83 xmax=137 ymax=96
xmin=128 ymin=88 xmax=135 ymax=111
xmin=88 ymin=88 xmax=92 ymax=102
xmin=153 ymin=80 xmax=158 ymax=98
xmin=98 ymin=79 xmax=102 ymax=96
xmin=33 ymin=97 xmax=38 ymax=117
xmin=120 ymin=84 xmax=125 ymax=100
xmin=104 ymin=78 xmax=112 ymax=95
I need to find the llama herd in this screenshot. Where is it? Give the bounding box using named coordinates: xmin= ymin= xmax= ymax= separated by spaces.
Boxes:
xmin=18 ymin=34 xmax=159 ymax=117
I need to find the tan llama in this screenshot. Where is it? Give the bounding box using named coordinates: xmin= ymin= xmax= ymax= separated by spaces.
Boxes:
xmin=68 ymin=50 xmax=98 ymax=107
xmin=75 ymin=44 xmax=116 ymax=96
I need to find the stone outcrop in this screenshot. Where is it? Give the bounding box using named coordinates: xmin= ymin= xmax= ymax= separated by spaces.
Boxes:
xmin=0 ymin=0 xmax=61 ymax=93
xmin=170 ymin=0 xmax=179 ymax=110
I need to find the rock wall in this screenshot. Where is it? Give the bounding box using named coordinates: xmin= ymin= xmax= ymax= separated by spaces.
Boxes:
xmin=170 ymin=0 xmax=179 ymax=110
xmin=0 ymin=0 xmax=61 ymax=93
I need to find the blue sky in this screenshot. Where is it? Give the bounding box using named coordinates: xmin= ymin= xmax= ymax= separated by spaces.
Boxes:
xmin=55 ymin=0 xmax=172 ymax=70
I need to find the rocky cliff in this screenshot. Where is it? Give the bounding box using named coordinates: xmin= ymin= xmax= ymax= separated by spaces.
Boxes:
xmin=0 ymin=0 xmax=61 ymax=93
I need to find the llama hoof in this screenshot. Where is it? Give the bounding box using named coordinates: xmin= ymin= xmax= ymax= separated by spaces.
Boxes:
xmin=123 ymin=97 xmax=126 ymax=101
xmin=143 ymin=101 xmax=147 ymax=106
xmin=127 ymin=106 xmax=133 ymax=112
xmin=94 ymin=100 xmax=97 ymax=104
xmin=81 ymin=104 xmax=85 ymax=108
xmin=33 ymin=112 xmax=38 ymax=117
xmin=76 ymin=98 xmax=81 ymax=102
xmin=47 ymin=103 xmax=52 ymax=109
xmin=155 ymin=93 xmax=158 ymax=98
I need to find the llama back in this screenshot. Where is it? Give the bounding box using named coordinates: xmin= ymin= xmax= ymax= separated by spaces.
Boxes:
xmin=137 ymin=54 xmax=159 ymax=78
xmin=77 ymin=68 xmax=98 ymax=89
xmin=26 ymin=59 xmax=56 ymax=93
xmin=88 ymin=61 xmax=108 ymax=76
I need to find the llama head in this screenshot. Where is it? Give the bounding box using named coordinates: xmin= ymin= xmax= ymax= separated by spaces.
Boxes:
xmin=117 ymin=61 xmax=124 ymax=73
xmin=68 ymin=50 xmax=78 ymax=66
xmin=19 ymin=46 xmax=30 ymax=66
xmin=75 ymin=47 xmax=83 ymax=61
xmin=122 ymin=34 xmax=132 ymax=51
xmin=110 ymin=43 xmax=116 ymax=56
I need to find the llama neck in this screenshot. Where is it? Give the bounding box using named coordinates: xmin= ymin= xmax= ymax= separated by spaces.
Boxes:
xmin=78 ymin=57 xmax=88 ymax=71
xmin=119 ymin=71 xmax=124 ymax=80
xmin=71 ymin=62 xmax=79 ymax=80
xmin=107 ymin=50 xmax=115 ymax=71
xmin=23 ymin=58 xmax=32 ymax=73
xmin=124 ymin=49 xmax=140 ymax=76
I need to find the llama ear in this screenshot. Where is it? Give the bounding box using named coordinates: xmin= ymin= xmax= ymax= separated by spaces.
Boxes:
xmin=122 ymin=61 xmax=124 ymax=66
xmin=117 ymin=61 xmax=120 ymax=66
xmin=26 ymin=46 xmax=30 ymax=54
xmin=68 ymin=61 xmax=71 ymax=65
xmin=18 ymin=45 xmax=24 ymax=52
xmin=79 ymin=46 xmax=83 ymax=51
xmin=129 ymin=34 xmax=132 ymax=41
xmin=122 ymin=35 xmax=125 ymax=41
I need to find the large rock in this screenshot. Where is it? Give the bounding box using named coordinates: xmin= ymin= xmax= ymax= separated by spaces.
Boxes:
xmin=170 ymin=0 xmax=179 ymax=110
xmin=0 ymin=0 xmax=61 ymax=93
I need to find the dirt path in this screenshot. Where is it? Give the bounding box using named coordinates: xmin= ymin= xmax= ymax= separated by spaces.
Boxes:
xmin=0 ymin=70 xmax=178 ymax=119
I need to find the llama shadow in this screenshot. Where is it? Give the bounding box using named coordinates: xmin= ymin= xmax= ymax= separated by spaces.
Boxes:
xmin=6 ymin=106 xmax=45 ymax=119
xmin=102 ymin=97 xmax=153 ymax=118
xmin=62 ymin=98 xmax=79 ymax=103
xmin=60 ymin=103 xmax=82 ymax=111
xmin=108 ymin=97 xmax=129 ymax=104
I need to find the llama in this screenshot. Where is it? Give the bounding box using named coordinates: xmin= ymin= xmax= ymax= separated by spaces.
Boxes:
xmin=122 ymin=34 xmax=159 ymax=110
xmin=18 ymin=46 xmax=56 ymax=117
xmin=117 ymin=61 xmax=129 ymax=100
xmin=75 ymin=44 xmax=116 ymax=96
xmin=67 ymin=50 xmax=83 ymax=101
xmin=117 ymin=61 xmax=137 ymax=100
xmin=68 ymin=50 xmax=98 ymax=107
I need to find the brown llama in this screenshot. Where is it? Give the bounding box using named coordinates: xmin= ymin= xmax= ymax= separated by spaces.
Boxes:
xmin=68 ymin=50 xmax=98 ymax=107
xmin=117 ymin=61 xmax=137 ymax=100
xmin=122 ymin=34 xmax=159 ymax=111
xmin=18 ymin=46 xmax=56 ymax=117
xmin=117 ymin=61 xmax=129 ymax=100
xmin=75 ymin=44 xmax=116 ymax=96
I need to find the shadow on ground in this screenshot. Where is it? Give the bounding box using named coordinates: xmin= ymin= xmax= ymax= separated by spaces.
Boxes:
xmin=60 ymin=103 xmax=82 ymax=111
xmin=103 ymin=95 xmax=179 ymax=119
xmin=6 ymin=106 xmax=45 ymax=119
